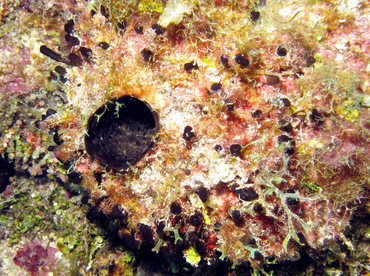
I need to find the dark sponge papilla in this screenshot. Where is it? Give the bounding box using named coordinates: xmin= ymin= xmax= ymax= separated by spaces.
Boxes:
xmin=85 ymin=95 xmax=158 ymax=169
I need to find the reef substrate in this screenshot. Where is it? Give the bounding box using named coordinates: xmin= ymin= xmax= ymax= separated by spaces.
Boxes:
xmin=1 ymin=0 xmax=370 ymax=275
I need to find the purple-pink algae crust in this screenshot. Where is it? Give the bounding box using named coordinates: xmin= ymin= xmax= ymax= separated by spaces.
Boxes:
xmin=0 ymin=43 xmax=33 ymax=95
xmin=14 ymin=241 xmax=58 ymax=275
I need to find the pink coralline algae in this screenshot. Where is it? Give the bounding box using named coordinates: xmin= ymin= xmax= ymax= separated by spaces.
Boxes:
xmin=13 ymin=241 xmax=58 ymax=275
xmin=0 ymin=43 xmax=33 ymax=95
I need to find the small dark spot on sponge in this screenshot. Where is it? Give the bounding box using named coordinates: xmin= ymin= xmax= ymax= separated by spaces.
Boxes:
xmin=230 ymin=209 xmax=241 ymax=220
xmin=214 ymin=144 xmax=222 ymax=152
xmin=55 ymin=66 xmax=67 ymax=75
xmin=286 ymin=197 xmax=300 ymax=206
xmin=220 ymin=54 xmax=229 ymax=67
xmin=250 ymin=11 xmax=260 ymax=22
xmin=253 ymin=202 xmax=264 ymax=213
xmin=235 ymin=187 xmax=259 ymax=201
xmin=141 ymin=48 xmax=153 ymax=62
xmin=46 ymin=108 xmax=57 ymax=117
xmin=184 ymin=61 xmax=198 ymax=72
xmin=277 ymin=135 xmax=295 ymax=155
xmin=80 ymin=47 xmax=93 ymax=59
xmin=210 ymin=83 xmax=222 ymax=92
xmin=65 ymin=34 xmax=80 ymax=46
xmin=190 ymin=211 xmax=204 ymax=227
xmin=278 ymin=119 xmax=293 ymax=132
xmin=170 ymin=201 xmax=182 ymax=215
xmin=152 ymin=23 xmax=166 ymax=35
xmin=276 ymin=46 xmax=287 ymax=56
xmin=277 ymin=135 xmax=295 ymax=146
xmin=134 ymin=23 xmax=144 ymax=34
xmin=225 ymin=102 xmax=234 ymax=111
xmin=230 ymin=144 xmax=242 ymax=155
xmin=64 ymin=19 xmax=74 ymax=34
xmin=251 ymin=110 xmax=263 ymax=119
xmin=116 ymin=21 xmax=127 ymax=33
xmin=306 ymin=55 xmax=316 ymax=67
xmin=196 ymin=187 xmax=208 ymax=203
xmin=100 ymin=5 xmax=109 ymax=19
xmin=53 ymin=129 xmax=63 ymax=145
xmin=309 ymin=108 xmax=325 ymax=125
xmin=98 ymin=42 xmax=110 ymax=50
xmin=235 ymin=54 xmax=249 ymax=67
xmin=183 ymin=126 xmax=195 ymax=141
xmin=280 ymin=98 xmax=291 ymax=107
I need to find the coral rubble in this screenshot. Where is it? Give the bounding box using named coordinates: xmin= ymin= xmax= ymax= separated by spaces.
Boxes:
xmin=1 ymin=0 xmax=370 ymax=274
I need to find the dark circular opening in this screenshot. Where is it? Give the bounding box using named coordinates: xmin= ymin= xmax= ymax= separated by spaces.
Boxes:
xmin=276 ymin=46 xmax=287 ymax=57
xmin=85 ymin=95 xmax=158 ymax=170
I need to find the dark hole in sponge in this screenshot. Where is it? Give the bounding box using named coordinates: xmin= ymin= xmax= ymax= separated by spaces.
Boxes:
xmin=85 ymin=95 xmax=158 ymax=170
